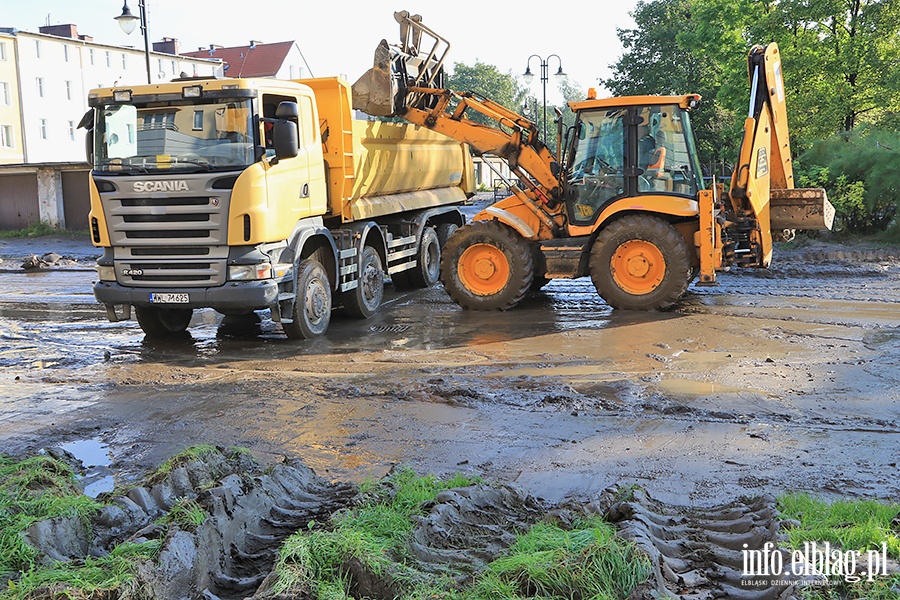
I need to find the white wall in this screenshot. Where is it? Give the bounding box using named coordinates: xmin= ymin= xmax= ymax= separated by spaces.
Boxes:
xmin=16 ymin=32 xmax=221 ymax=164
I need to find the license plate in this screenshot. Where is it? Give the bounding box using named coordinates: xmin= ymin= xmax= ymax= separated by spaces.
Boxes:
xmin=149 ymin=293 xmax=189 ymax=304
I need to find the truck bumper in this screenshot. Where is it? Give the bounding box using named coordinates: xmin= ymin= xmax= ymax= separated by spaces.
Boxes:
xmin=93 ymin=280 xmax=279 ymax=315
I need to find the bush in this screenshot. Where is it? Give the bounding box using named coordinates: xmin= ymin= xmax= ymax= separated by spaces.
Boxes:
xmin=797 ymin=129 xmax=900 ymax=234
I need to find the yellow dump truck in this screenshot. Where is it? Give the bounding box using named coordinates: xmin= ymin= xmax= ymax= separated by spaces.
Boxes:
xmin=82 ymin=76 xmax=472 ymax=338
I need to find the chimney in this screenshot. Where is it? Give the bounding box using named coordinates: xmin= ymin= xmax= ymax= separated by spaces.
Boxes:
xmin=152 ymin=37 xmax=179 ymax=55
xmin=39 ymin=24 xmax=79 ymax=39
xmin=208 ymin=44 xmax=223 ymax=56
xmin=249 ymin=40 xmax=263 ymax=49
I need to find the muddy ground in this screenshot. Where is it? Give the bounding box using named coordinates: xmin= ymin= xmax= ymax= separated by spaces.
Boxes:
xmin=0 ymin=216 xmax=899 ymax=511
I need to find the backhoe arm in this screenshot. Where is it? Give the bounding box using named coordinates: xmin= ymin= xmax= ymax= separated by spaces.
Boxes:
xmin=727 ymin=43 xmax=832 ymax=268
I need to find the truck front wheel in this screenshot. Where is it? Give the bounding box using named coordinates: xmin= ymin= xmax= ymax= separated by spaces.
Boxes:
xmin=440 ymin=220 xmax=533 ymax=310
xmin=342 ymin=245 xmax=384 ymax=319
xmin=283 ymin=259 xmax=332 ymax=339
xmin=135 ymin=306 xmax=193 ymax=338
xmin=589 ymin=215 xmax=690 ymax=310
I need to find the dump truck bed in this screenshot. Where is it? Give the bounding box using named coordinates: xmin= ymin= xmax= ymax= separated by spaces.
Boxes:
xmin=299 ymin=77 xmax=473 ymax=223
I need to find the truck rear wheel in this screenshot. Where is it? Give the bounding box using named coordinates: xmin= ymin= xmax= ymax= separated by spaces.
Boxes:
xmin=393 ymin=226 xmax=441 ymax=289
xmin=440 ymin=220 xmax=533 ymax=310
xmin=342 ymin=245 xmax=384 ymax=318
xmin=436 ymin=222 xmax=458 ymax=247
xmin=283 ymin=259 xmax=332 ymax=339
xmin=589 ymin=215 xmax=690 ymax=310
xmin=135 ymin=306 xmax=193 ymax=338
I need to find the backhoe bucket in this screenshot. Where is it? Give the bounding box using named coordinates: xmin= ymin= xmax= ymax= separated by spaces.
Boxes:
xmin=769 ymin=188 xmax=835 ymax=231
xmin=351 ymin=10 xmax=449 ymax=117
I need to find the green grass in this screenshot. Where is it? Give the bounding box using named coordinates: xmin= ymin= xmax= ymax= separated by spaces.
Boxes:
xmin=778 ymin=493 xmax=900 ymax=599
xmin=470 ymin=517 xmax=650 ymax=600
xmin=0 ymin=455 xmax=101 ymax=576
xmin=0 ymin=222 xmax=59 ymax=239
xmin=266 ymin=469 xmax=650 ymax=600
xmin=156 ymin=497 xmax=207 ymax=531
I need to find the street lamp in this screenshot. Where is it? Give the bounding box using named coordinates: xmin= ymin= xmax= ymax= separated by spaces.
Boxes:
xmin=115 ymin=0 xmax=151 ymax=84
xmin=523 ymin=54 xmax=565 ymax=142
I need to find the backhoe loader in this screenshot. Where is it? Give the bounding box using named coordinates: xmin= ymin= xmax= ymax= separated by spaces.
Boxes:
xmin=352 ymin=11 xmax=834 ymax=311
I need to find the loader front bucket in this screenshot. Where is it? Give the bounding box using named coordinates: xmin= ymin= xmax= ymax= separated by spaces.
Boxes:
xmin=351 ymin=39 xmax=399 ymax=117
xmin=351 ymin=10 xmax=449 ymax=117
xmin=769 ymin=188 xmax=835 ymax=231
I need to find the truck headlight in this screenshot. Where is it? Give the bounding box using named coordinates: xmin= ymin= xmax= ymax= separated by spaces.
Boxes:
xmin=97 ymin=266 xmax=116 ymax=281
xmin=228 ymin=264 xmax=272 ymax=281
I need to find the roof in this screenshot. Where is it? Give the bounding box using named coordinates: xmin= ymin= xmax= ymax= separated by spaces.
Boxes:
xmin=183 ymin=41 xmax=294 ymax=78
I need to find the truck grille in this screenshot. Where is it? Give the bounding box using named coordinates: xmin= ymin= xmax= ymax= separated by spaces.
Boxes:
xmin=102 ymin=187 xmax=231 ymax=288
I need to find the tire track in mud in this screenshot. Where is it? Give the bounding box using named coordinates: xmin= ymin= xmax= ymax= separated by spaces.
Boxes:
xmin=605 ymin=488 xmax=818 ymax=599
xmin=20 ymin=449 xmax=822 ymax=600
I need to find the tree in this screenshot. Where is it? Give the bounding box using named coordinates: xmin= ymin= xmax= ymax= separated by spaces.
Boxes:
xmin=603 ymin=0 xmax=742 ymax=174
xmin=446 ymin=61 xmax=526 ymax=128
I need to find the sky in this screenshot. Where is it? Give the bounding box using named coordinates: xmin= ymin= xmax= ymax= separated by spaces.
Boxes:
xmin=3 ymin=0 xmax=640 ymax=103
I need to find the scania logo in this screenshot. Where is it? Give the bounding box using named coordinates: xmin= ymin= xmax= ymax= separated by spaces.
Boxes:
xmin=133 ymin=180 xmax=190 ymax=193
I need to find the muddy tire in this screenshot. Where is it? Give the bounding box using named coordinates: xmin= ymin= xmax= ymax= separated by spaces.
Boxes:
xmin=342 ymin=245 xmax=384 ymax=319
xmin=393 ymin=227 xmax=441 ymax=289
xmin=135 ymin=306 xmax=192 ymax=338
xmin=283 ymin=259 xmax=332 ymax=339
xmin=589 ymin=215 xmax=690 ymax=310
xmin=436 ymin=222 xmax=458 ymax=247
xmin=440 ymin=220 xmax=533 ymax=310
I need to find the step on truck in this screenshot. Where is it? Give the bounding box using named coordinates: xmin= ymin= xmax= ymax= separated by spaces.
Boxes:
xmin=82 ymin=76 xmax=473 ymax=338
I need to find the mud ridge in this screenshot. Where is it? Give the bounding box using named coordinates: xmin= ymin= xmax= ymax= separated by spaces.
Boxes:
xmin=604 ymin=487 xmax=822 ymax=599
xmin=23 ymin=448 xmax=356 ymax=599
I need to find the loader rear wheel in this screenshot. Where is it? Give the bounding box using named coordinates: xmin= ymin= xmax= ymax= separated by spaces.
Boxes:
xmin=135 ymin=306 xmax=193 ymax=338
xmin=590 ymin=215 xmax=690 ymax=310
xmin=283 ymin=259 xmax=332 ymax=339
xmin=440 ymin=220 xmax=533 ymax=310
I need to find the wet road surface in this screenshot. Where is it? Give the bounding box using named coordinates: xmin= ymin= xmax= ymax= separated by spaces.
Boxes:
xmin=1 ymin=240 xmax=899 ymax=506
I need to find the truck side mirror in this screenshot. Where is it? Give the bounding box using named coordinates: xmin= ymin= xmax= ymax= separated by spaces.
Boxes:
xmin=273 ymin=120 xmax=299 ymax=161
xmin=272 ymin=101 xmax=300 ymax=161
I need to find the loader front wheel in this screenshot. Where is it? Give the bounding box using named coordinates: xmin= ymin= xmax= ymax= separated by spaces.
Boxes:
xmin=590 ymin=215 xmax=690 ymax=310
xmin=440 ymin=220 xmax=533 ymax=310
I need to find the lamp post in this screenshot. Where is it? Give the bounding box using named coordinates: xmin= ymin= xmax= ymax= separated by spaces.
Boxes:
xmin=115 ymin=0 xmax=151 ymax=84
xmin=523 ymin=55 xmax=565 ymax=142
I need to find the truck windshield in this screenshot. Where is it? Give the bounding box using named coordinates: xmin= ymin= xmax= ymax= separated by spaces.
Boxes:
xmin=93 ymin=98 xmax=256 ymax=173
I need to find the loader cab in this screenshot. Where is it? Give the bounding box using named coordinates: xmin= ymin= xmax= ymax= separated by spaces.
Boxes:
xmin=564 ymin=97 xmax=704 ymax=226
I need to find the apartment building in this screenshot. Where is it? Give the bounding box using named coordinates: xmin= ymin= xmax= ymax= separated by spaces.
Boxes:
xmin=0 ymin=24 xmax=222 ymax=165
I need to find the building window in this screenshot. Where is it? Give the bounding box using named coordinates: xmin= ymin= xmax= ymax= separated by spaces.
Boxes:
xmin=171 ymin=60 xmax=176 ymax=75
xmin=192 ymin=64 xmax=198 ymax=76
xmin=105 ymin=51 xmax=111 ymax=67
xmin=0 ymin=124 xmax=13 ymax=148
xmin=0 ymin=81 xmax=8 ymax=105
xmin=192 ymin=110 xmax=203 ymax=130
xmin=0 ymin=42 xmax=7 ymax=61
xmin=122 ymin=53 xmax=127 ymax=68
xmin=65 ymin=80 xmax=72 ymax=101
xmin=63 ymin=45 xmax=69 ymax=62
xmin=40 ymin=119 xmax=48 ymax=140
xmin=35 ymin=39 xmax=41 ymax=58
xmin=36 ymin=77 xmax=44 ymax=97
xmin=157 ymin=58 xmax=163 ymax=77
xmin=68 ymin=120 xmax=75 ymax=141
xmin=89 ymin=48 xmax=94 ymax=65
